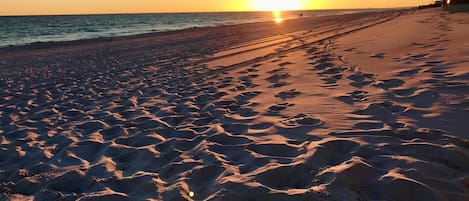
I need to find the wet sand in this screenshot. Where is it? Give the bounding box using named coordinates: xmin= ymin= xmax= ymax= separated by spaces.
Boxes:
xmin=0 ymin=8 xmax=468 ymax=201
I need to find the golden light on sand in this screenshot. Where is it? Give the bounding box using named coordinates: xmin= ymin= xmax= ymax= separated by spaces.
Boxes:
xmin=252 ymin=0 xmax=302 ymax=11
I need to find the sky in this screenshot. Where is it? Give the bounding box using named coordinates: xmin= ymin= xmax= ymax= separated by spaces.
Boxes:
xmin=0 ymin=0 xmax=435 ymax=16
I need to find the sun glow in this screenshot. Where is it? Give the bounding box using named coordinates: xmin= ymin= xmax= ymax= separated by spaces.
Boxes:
xmin=273 ymin=10 xmax=283 ymax=23
xmin=274 ymin=17 xmax=283 ymax=23
xmin=252 ymin=0 xmax=303 ymax=11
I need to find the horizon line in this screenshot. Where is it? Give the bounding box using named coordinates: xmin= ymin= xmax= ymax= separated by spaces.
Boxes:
xmin=0 ymin=7 xmax=411 ymax=17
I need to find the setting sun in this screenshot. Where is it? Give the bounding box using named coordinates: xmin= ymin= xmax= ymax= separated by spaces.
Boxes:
xmin=252 ymin=0 xmax=303 ymax=11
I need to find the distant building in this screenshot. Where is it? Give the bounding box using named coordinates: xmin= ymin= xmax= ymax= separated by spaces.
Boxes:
xmin=444 ymin=0 xmax=469 ymax=4
xmin=443 ymin=0 xmax=469 ymax=12
xmin=418 ymin=1 xmax=444 ymax=9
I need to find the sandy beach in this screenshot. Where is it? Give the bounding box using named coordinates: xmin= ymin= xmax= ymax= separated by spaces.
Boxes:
xmin=0 ymin=8 xmax=468 ymax=201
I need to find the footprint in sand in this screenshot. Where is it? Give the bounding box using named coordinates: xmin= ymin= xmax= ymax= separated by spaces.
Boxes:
xmin=237 ymin=74 xmax=259 ymax=89
xmin=316 ymin=56 xmax=334 ymax=64
xmin=221 ymin=123 xmax=249 ymax=135
xmin=100 ymin=126 xmax=128 ymax=140
xmin=267 ymin=68 xmax=285 ymax=74
xmin=280 ymin=113 xmax=322 ymax=128
xmin=75 ymin=120 xmax=109 ymax=134
xmin=423 ymin=60 xmax=445 ymax=67
xmin=321 ymin=76 xmax=341 ymax=85
xmin=354 ymin=121 xmax=385 ymax=130
xmin=266 ymin=73 xmax=290 ymax=84
xmin=62 ymin=109 xmax=86 ymax=121
xmin=266 ymin=73 xmax=291 ymax=88
xmin=432 ymin=47 xmax=447 ymax=52
xmin=268 ymin=102 xmax=295 ymax=113
xmin=347 ymin=72 xmax=374 ymax=88
xmin=207 ymin=134 xmax=252 ymax=145
xmin=247 ymin=143 xmax=304 ymax=158
xmin=373 ymin=79 xmax=404 ymax=90
xmin=239 ymin=75 xmax=257 ymax=82
xmin=395 ymin=68 xmax=420 ymax=77
xmin=365 ymin=101 xmax=409 ymax=114
xmin=219 ymin=76 xmax=234 ymax=84
xmin=236 ymin=91 xmax=261 ymax=103
xmin=336 ymin=90 xmax=368 ymax=104
xmin=408 ymin=53 xmax=430 ymax=61
xmin=229 ymin=85 xmax=247 ymax=92
xmin=311 ymin=62 xmax=334 ymax=70
xmin=247 ymin=68 xmax=258 ymax=73
xmin=210 ymin=101 xmax=241 ymax=115
xmin=318 ymin=67 xmax=345 ymax=75
xmin=370 ymin=53 xmax=386 ymax=59
xmin=278 ymin=61 xmax=294 ymax=67
xmin=275 ymin=89 xmax=302 ymax=100
xmin=249 ymin=122 xmax=274 ymax=131
xmin=244 ymin=73 xmax=260 ymax=78
xmin=391 ymin=88 xmax=417 ymax=97
xmin=271 ymin=59 xmax=282 ymax=63
xmin=269 ymin=82 xmax=290 ymax=88
xmin=251 ymin=63 xmax=262 ymax=68
xmin=317 ymin=64 xmax=344 ymax=86
xmin=238 ymin=107 xmax=260 ymax=119
xmin=350 ymin=101 xmax=408 ymax=127
xmin=423 ymin=68 xmax=452 ymax=78
xmin=402 ymin=90 xmax=438 ymax=109
xmin=237 ymin=70 xmax=249 ymax=74
xmin=411 ymin=42 xmax=425 ymax=46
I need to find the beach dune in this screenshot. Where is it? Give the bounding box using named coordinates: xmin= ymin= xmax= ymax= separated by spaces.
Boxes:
xmin=0 ymin=8 xmax=468 ymax=201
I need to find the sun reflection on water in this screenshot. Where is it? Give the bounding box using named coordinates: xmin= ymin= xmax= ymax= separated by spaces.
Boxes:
xmin=273 ymin=10 xmax=283 ymax=23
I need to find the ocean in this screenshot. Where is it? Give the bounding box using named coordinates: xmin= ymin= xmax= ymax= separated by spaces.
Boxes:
xmin=0 ymin=9 xmax=380 ymax=48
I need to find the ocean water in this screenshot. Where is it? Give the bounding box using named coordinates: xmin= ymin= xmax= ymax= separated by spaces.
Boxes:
xmin=0 ymin=9 xmax=378 ymax=47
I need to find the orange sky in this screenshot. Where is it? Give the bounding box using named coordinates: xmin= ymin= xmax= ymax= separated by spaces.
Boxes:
xmin=0 ymin=0 xmax=434 ymax=16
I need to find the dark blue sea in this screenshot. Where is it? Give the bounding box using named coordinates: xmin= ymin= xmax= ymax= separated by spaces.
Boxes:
xmin=0 ymin=9 xmax=380 ymax=47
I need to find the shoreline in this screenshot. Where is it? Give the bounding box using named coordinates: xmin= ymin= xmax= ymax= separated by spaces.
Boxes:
xmin=0 ymin=9 xmax=404 ymax=52
xmin=0 ymin=9 xmax=406 ymax=80
xmin=0 ymin=8 xmax=395 ymax=17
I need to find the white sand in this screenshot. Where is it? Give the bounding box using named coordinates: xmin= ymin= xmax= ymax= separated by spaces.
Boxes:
xmin=0 ymin=8 xmax=468 ymax=201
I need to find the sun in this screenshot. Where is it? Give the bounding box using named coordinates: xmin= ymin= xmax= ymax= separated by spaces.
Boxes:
xmin=252 ymin=0 xmax=303 ymax=11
